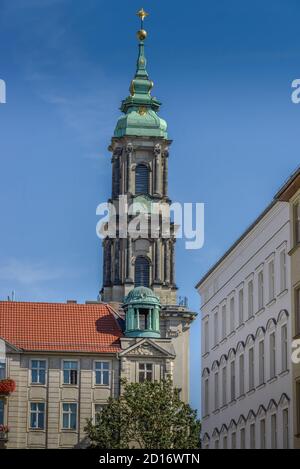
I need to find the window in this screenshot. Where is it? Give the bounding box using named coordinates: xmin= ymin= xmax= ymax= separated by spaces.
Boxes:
xmin=250 ymin=423 xmax=255 ymax=449
xmin=135 ymin=256 xmax=150 ymax=288
xmin=223 ymin=436 xmax=228 ymax=449
xmin=271 ymin=414 xmax=277 ymax=449
xmin=260 ymin=419 xmax=266 ymax=449
xmin=239 ymin=355 xmax=245 ymax=396
xmin=294 ymin=202 xmax=300 ymax=245
xmin=240 ymin=428 xmax=245 ymax=449
xmin=94 ymin=404 xmax=105 ymax=424
xmin=259 ymin=340 xmax=265 ymax=385
xmin=249 ymin=347 xmax=254 ymax=390
xmin=222 ymin=367 xmax=227 ymax=406
xmin=214 ymin=372 xmax=219 ymax=411
xmin=30 ymin=403 xmax=45 ymax=430
xmin=214 ymin=310 xmax=218 ymax=346
xmin=62 ymin=403 xmax=77 ymax=430
xmin=214 ymin=439 xmax=219 ymax=449
xmin=230 ymin=297 xmax=235 ymax=333
xmin=280 ymin=250 xmax=287 ymax=292
xmin=204 ymin=320 xmax=209 ymax=354
xmin=135 ymin=164 xmax=149 ymax=194
xmin=238 ymin=289 xmax=244 ymax=325
xmin=0 ymin=400 xmax=4 ymax=426
xmin=270 ymin=333 xmax=276 ymax=379
xmin=297 ymin=382 xmax=300 ymax=435
xmin=231 ymin=432 xmax=236 ymax=449
xmin=268 ymin=260 xmax=275 ymax=302
xmin=95 ymin=362 xmax=110 ymax=386
xmin=296 ymin=288 xmax=300 ymax=336
xmin=283 ymin=409 xmax=289 ymax=449
xmin=31 ymin=360 xmax=46 ymax=385
xmin=63 ymin=361 xmax=78 ymax=385
xmin=0 ymin=361 xmax=6 ymax=380
xmin=230 ymin=361 xmax=235 ymax=402
xmin=221 ymin=305 xmax=226 ymax=339
xmin=281 ymin=325 xmax=288 ymax=372
xmin=204 ymin=378 xmax=209 ymax=416
xmin=139 ymin=363 xmax=153 ymax=382
xmin=248 ymin=280 xmax=254 ymax=318
xmin=258 ymin=271 xmax=264 ymax=310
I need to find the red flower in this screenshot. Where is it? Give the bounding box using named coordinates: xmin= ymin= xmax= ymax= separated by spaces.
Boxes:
xmin=0 ymin=379 xmax=16 ymax=394
xmin=0 ymin=424 xmax=9 ymax=433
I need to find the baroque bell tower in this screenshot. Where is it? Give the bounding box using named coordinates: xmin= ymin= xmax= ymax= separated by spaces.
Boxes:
xmin=100 ymin=10 xmax=196 ymax=402
xmin=101 ymin=9 xmax=177 ymax=306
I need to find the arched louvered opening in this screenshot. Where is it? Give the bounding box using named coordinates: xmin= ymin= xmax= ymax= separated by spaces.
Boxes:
xmin=112 ymin=157 xmax=120 ymax=197
xmin=135 ymin=256 xmax=150 ymax=288
xmin=135 ymin=164 xmax=149 ymax=194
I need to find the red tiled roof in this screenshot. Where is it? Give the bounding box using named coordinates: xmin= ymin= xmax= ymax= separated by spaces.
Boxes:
xmin=0 ymin=302 xmax=123 ymax=353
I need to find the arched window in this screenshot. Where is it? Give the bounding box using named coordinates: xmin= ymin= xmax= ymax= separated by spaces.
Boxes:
xmin=135 ymin=256 xmax=150 ymax=287
xmin=135 ymin=164 xmax=149 ymax=194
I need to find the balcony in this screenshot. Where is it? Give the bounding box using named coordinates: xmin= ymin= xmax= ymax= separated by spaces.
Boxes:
xmin=0 ymin=379 xmax=16 ymax=395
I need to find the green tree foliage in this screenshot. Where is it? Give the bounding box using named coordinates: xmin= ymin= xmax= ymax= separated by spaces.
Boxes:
xmin=85 ymin=379 xmax=201 ymax=449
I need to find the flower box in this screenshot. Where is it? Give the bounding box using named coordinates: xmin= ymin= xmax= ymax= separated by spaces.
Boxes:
xmin=0 ymin=379 xmax=16 ymax=395
xmin=0 ymin=425 xmax=9 ymax=441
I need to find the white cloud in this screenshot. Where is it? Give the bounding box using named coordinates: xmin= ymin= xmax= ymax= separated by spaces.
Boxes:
xmin=0 ymin=258 xmax=70 ymax=285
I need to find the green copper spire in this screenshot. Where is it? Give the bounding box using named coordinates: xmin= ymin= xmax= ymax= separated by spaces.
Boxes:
xmin=114 ymin=9 xmax=168 ymax=139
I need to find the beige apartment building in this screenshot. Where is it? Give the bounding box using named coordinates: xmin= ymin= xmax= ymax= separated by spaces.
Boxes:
xmin=276 ymin=166 xmax=300 ymax=449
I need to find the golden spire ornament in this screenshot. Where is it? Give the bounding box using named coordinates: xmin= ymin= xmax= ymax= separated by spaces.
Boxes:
xmin=136 ymin=8 xmax=149 ymax=41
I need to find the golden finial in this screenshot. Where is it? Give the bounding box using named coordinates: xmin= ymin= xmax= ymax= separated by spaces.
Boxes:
xmin=137 ymin=8 xmax=149 ymax=22
xmin=136 ymin=8 xmax=149 ymax=41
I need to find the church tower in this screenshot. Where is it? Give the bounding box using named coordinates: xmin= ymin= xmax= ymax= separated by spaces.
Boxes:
xmin=101 ymin=9 xmax=177 ymax=306
xmin=101 ymin=10 xmax=195 ymax=402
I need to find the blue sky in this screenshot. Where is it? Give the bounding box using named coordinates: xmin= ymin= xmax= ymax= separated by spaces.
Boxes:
xmin=0 ymin=0 xmax=300 ymax=412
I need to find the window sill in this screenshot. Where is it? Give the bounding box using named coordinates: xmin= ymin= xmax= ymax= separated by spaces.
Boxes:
xmin=267 ymin=376 xmax=278 ymax=384
xmin=256 ymin=383 xmax=266 ymax=391
xmin=220 ymin=404 xmax=228 ymax=411
xmin=278 ymin=369 xmax=289 ymax=377
xmin=237 ymin=394 xmax=246 ymax=401
xmin=202 ymin=414 xmax=210 ymax=421
xmin=212 ymin=344 xmax=219 ymax=352
xmin=213 ymin=409 xmax=220 ymax=415
xmin=245 ymin=316 xmax=255 ymax=324
xmin=220 ymin=338 xmax=227 ymax=346
xmin=228 ymin=331 xmax=236 ymax=339
xmin=61 ymin=429 xmax=78 ymax=433
xmin=277 ymin=289 xmax=288 ymax=300
xmin=247 ymin=389 xmax=255 ymax=396
xmin=28 ymin=429 xmax=46 ymax=433
xmin=61 ymin=384 xmax=79 ymax=388
xmin=93 ymin=385 xmax=111 ymax=389
xmin=255 ymin=307 xmax=265 ymax=317
xmin=229 ymin=399 xmax=237 ymax=406
xmin=202 ymin=352 xmax=210 ymax=359
xmin=236 ymin=323 xmax=245 ymax=332
xmin=266 ymin=299 xmax=276 ymax=308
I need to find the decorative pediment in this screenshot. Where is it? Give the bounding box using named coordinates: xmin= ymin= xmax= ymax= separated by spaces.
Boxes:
xmin=119 ymin=338 xmax=175 ymax=359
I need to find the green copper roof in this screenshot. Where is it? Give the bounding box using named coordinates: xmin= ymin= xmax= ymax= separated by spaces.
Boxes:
xmin=123 ymin=286 xmax=161 ymax=307
xmin=114 ymin=36 xmax=168 ymax=139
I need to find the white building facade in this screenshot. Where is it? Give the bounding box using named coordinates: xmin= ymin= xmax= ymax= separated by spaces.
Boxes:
xmin=197 ymin=200 xmax=293 ymax=449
